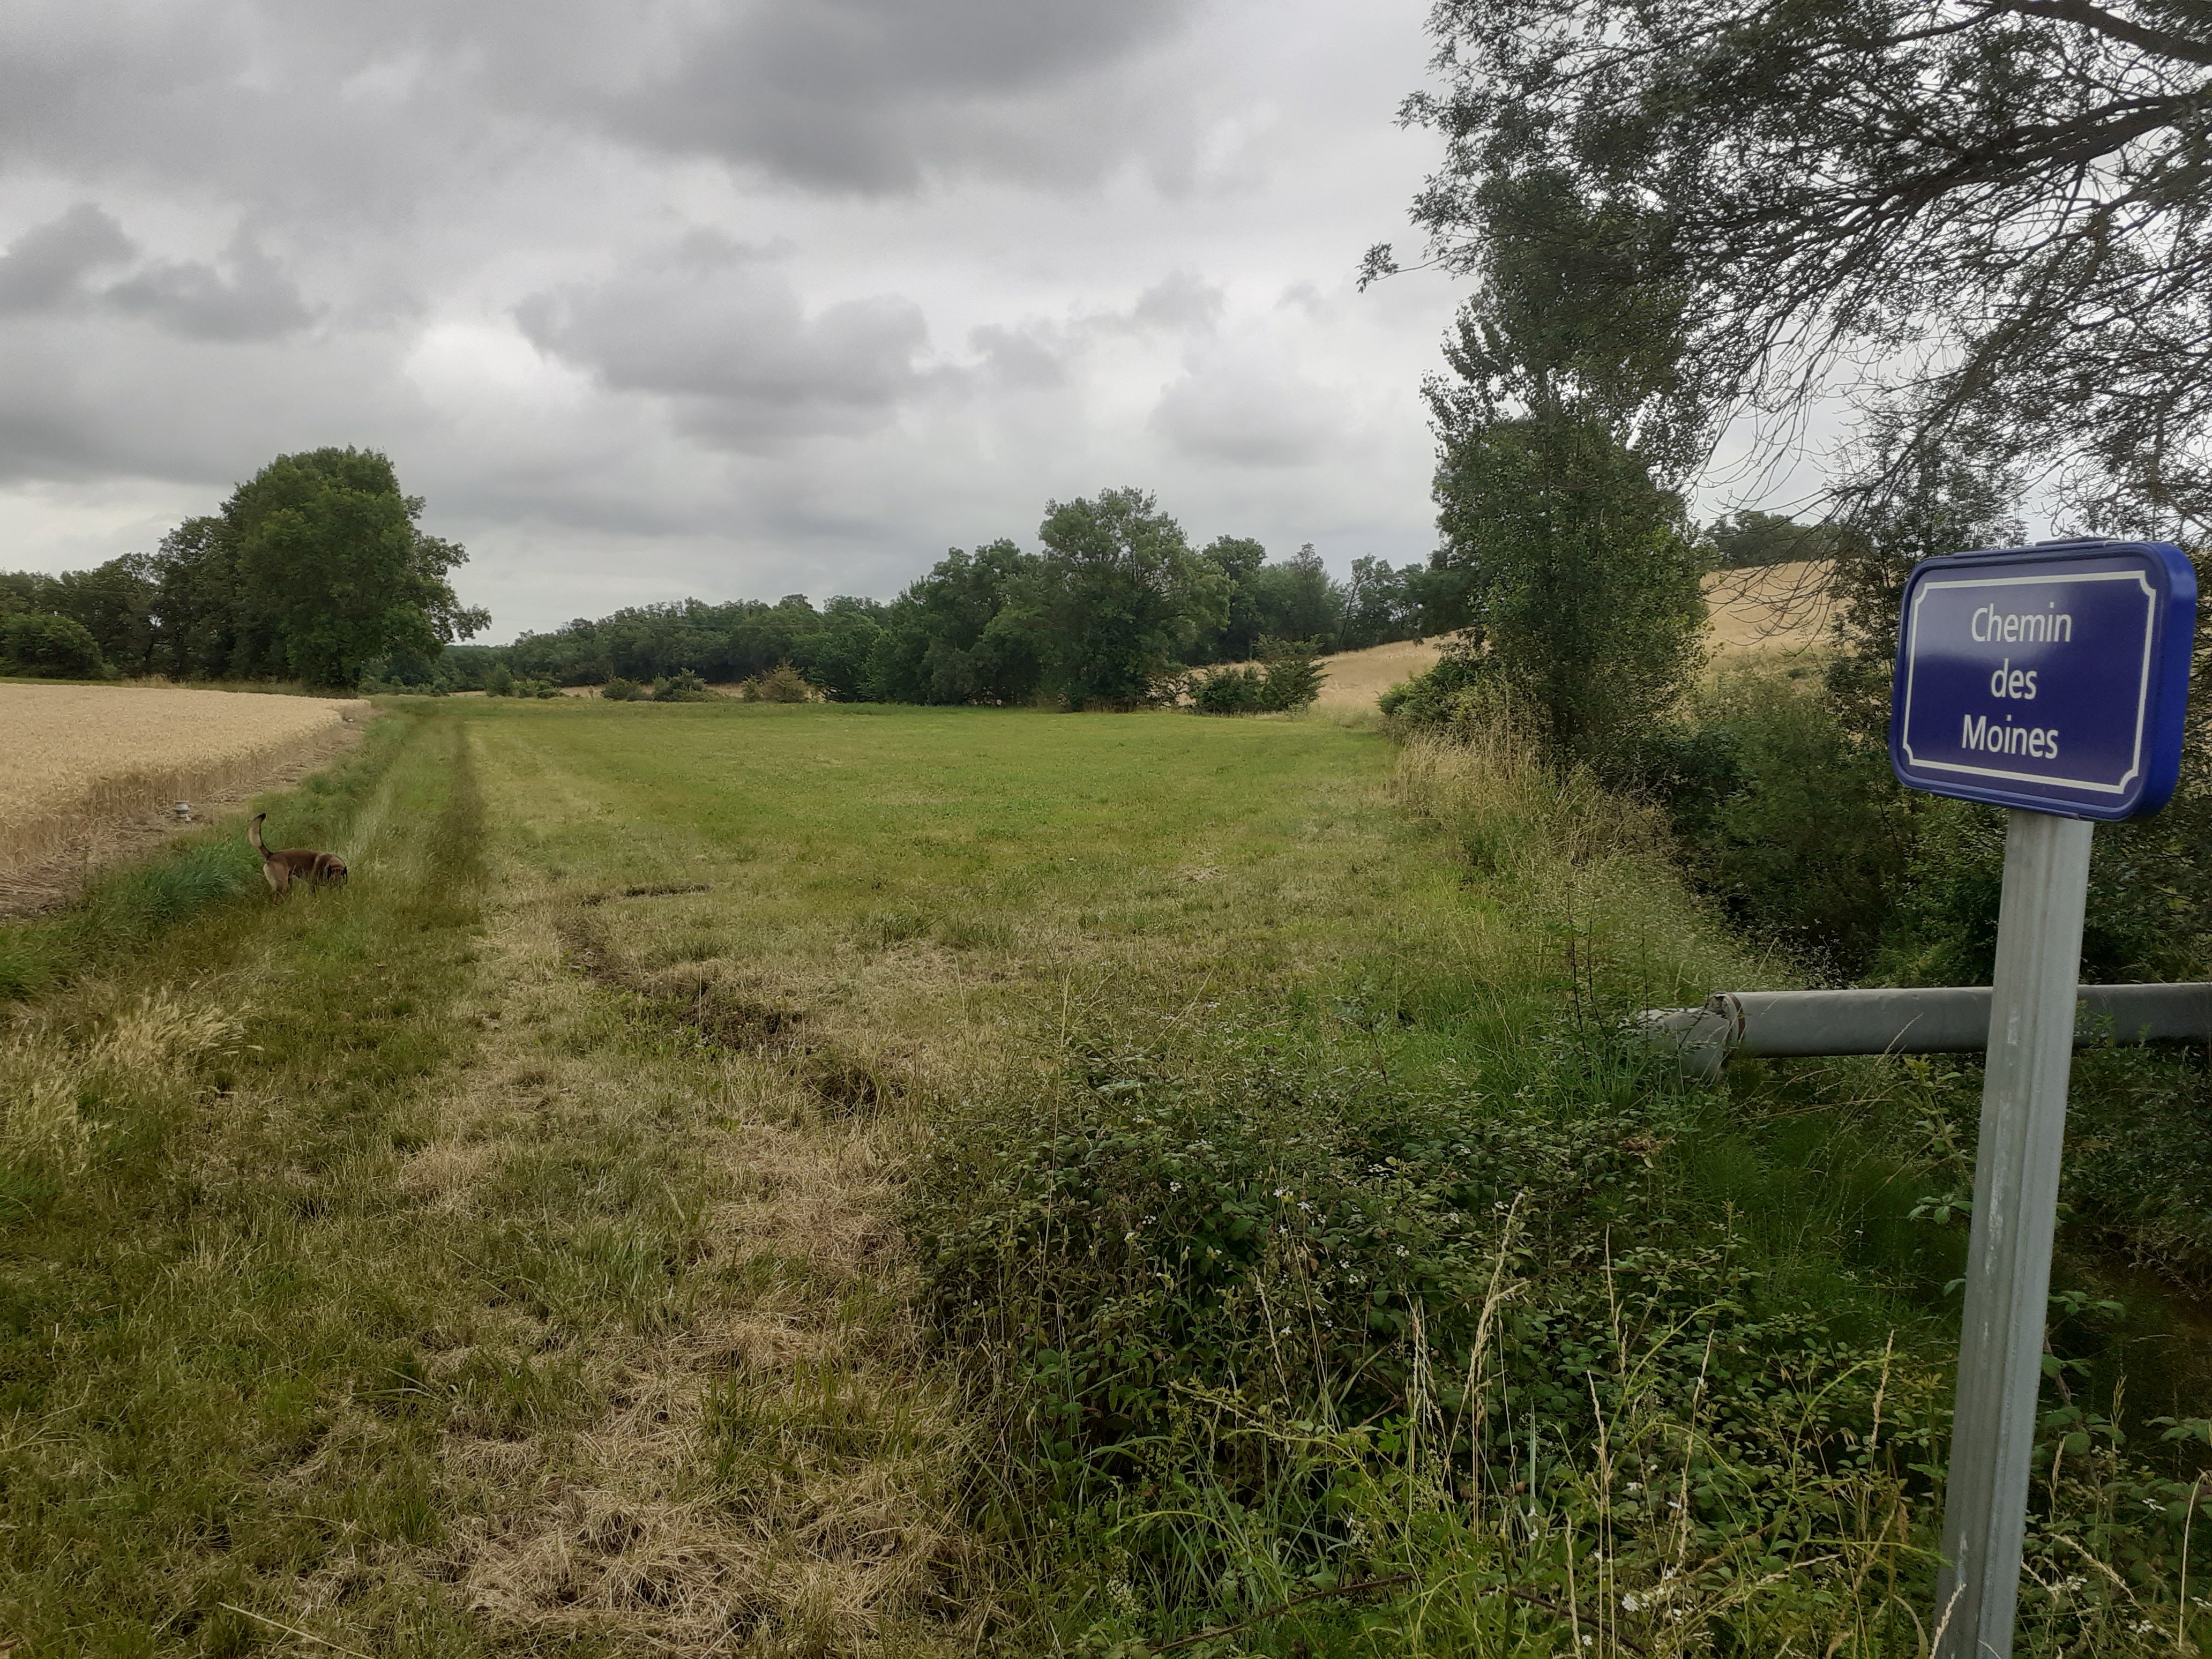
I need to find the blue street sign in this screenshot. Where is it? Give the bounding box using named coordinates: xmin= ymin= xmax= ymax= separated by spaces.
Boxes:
xmin=1890 ymin=539 xmax=2196 ymax=820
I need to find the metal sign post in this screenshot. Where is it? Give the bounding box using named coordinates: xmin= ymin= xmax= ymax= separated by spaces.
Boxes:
xmin=1887 ymin=540 xmax=2194 ymax=1659
xmin=1937 ymin=809 xmax=2091 ymax=1657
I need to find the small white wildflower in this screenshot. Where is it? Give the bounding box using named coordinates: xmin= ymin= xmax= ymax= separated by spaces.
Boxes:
xmin=1622 ymin=1594 xmax=1641 ymax=1613
xmin=1169 ymin=1181 xmax=1181 ymax=1192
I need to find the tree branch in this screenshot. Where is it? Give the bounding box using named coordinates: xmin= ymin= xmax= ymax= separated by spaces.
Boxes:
xmin=1997 ymin=0 xmax=2212 ymax=67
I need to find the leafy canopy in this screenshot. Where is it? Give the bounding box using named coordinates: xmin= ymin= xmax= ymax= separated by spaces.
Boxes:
xmin=225 ymin=447 xmax=487 ymax=687
xmin=1013 ymin=488 xmax=1230 ymax=709
xmin=1383 ymin=0 xmax=2212 ymax=527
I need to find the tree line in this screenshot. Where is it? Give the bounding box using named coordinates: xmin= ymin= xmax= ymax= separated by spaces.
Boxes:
xmin=3 ymin=450 xmax=1842 ymax=713
xmin=403 ymin=488 xmax=1435 ymax=706
xmin=0 ymin=447 xmax=485 ymax=688
xmin=1 ymin=460 xmax=1445 ymax=703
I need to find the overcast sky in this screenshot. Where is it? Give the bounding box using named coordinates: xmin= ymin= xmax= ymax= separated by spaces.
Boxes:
xmin=0 ymin=0 xmax=1529 ymax=640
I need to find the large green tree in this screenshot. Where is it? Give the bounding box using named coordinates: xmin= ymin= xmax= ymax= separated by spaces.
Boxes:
xmin=869 ymin=540 xmax=1044 ymax=705
xmin=46 ymin=554 xmax=159 ymax=675
xmin=149 ymin=518 xmax=245 ymax=679
xmin=1383 ymin=0 xmax=2212 ymax=530
xmin=222 ymin=447 xmax=487 ymax=686
xmin=1246 ymin=544 xmax=1343 ymax=650
xmin=1410 ymin=152 xmax=1709 ymax=760
xmin=790 ymin=596 xmax=886 ymax=701
xmin=1012 ymin=489 xmax=1229 ymax=709
xmin=1431 ymin=403 xmax=1706 ymax=757
xmin=1194 ymin=535 xmax=1269 ymax=662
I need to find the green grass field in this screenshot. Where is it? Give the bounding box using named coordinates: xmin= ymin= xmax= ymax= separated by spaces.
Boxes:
xmin=3 ymin=699 xmax=2206 ymax=1656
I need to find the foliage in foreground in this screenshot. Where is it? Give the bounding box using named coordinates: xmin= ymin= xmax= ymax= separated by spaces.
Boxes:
xmin=1385 ymin=0 xmax=2212 ymax=530
xmin=912 ymin=728 xmax=2212 ymax=1655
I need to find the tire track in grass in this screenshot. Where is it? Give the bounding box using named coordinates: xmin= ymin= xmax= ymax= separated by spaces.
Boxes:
xmin=405 ymin=716 xmax=981 ymax=1656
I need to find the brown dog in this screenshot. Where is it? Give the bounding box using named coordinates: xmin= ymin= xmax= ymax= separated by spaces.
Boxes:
xmin=249 ymin=812 xmax=348 ymax=894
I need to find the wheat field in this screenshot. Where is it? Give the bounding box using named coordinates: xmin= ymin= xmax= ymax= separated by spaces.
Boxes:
xmin=0 ymin=683 xmax=364 ymax=879
xmin=1285 ymin=568 xmax=1832 ymax=715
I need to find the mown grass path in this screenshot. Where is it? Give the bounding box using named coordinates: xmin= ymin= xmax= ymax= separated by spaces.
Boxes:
xmin=5 ymin=700 xmax=1696 ymax=1656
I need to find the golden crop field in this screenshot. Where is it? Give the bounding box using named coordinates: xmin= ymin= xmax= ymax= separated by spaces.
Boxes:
xmin=1278 ymin=567 xmax=1832 ymax=716
xmin=0 ymin=683 xmax=363 ymax=878
xmin=1705 ymin=557 xmax=1832 ymax=658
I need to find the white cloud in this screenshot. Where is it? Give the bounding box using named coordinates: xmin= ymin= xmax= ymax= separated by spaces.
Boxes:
xmin=0 ymin=0 xmax=1466 ymax=636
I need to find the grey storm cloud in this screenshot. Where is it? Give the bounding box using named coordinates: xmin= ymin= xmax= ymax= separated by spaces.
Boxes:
xmin=106 ymin=237 xmax=316 ymax=341
xmin=1151 ymin=342 xmax=1343 ymax=468
xmin=610 ymin=0 xmax=1193 ymax=190
xmin=967 ymin=273 xmax=1226 ymax=392
xmin=0 ymin=206 xmax=312 ymax=340
xmin=516 ymin=236 xmax=931 ymax=449
xmin=0 ymin=204 xmax=133 ymax=313
xmin=0 ymin=0 xmax=1199 ymax=208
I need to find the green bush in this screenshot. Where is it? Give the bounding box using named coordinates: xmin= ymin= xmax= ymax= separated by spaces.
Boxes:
xmin=738 ymin=662 xmax=810 ymax=703
xmin=651 ymin=667 xmax=721 ymax=702
xmin=2 ymin=612 xmax=108 ymax=679
xmin=1190 ymin=664 xmax=1266 ymax=714
xmin=1189 ymin=638 xmax=1326 ymax=715
xmin=1378 ymin=638 xmax=1493 ymax=728
xmin=1664 ymin=666 xmax=1915 ymax=976
xmin=915 ymin=1018 xmax=2212 ymax=1652
xmin=599 ymin=676 xmax=641 ymax=701
xmin=1252 ymin=634 xmax=1324 ymax=709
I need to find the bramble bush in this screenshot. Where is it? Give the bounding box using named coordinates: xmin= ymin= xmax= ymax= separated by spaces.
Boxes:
xmin=2 ymin=612 xmax=109 ymax=679
xmin=1189 ymin=637 xmax=1328 ymax=715
xmin=916 ymin=1015 xmax=2212 ymax=1653
xmin=909 ymin=718 xmax=2211 ymax=1653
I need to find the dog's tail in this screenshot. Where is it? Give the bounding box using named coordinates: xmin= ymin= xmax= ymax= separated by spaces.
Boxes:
xmin=249 ymin=812 xmax=271 ymax=860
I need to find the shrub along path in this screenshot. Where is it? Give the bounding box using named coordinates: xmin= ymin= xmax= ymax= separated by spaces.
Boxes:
xmin=1 ymin=699 xmax=2204 ymax=1656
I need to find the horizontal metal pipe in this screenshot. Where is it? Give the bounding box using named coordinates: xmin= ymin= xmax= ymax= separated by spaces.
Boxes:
xmin=1633 ymin=981 xmax=2212 ymax=1080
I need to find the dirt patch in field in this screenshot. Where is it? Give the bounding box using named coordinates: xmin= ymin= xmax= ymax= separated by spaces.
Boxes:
xmin=0 ymin=708 xmax=370 ymax=918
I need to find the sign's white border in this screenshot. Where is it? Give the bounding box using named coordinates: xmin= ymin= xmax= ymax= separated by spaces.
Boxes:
xmin=1899 ymin=569 xmax=2156 ymax=796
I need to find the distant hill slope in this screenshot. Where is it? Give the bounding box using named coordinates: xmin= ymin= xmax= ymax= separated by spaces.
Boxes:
xmin=1304 ymin=561 xmax=1834 ymax=711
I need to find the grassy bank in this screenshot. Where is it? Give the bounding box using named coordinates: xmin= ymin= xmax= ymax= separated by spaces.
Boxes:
xmin=2 ymin=697 xmax=2206 ymax=1655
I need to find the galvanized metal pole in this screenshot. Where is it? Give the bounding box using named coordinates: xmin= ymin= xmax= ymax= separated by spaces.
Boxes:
xmin=1935 ymin=808 xmax=2094 ymax=1658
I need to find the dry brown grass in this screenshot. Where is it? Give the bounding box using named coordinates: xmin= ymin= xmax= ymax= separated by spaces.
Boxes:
xmin=0 ymin=682 xmax=367 ymax=881
xmin=1310 ymin=637 xmax=1446 ymax=709
xmin=1287 ymin=562 xmax=1834 ymax=715
xmin=419 ymin=866 xmax=983 ymax=1656
xmin=1704 ymin=558 xmax=1832 ymax=660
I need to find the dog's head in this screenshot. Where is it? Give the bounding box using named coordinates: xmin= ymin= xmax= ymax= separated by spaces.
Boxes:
xmin=320 ymin=856 xmax=349 ymax=884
